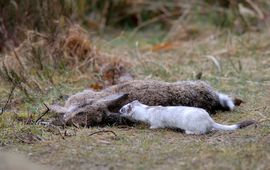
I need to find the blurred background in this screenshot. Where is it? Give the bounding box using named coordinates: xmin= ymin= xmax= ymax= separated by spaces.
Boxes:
xmin=1 ymin=0 xmax=270 ymax=52
xmin=1 ymin=0 xmax=270 ymax=91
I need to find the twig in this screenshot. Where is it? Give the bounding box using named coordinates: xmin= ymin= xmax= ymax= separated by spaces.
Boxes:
xmin=13 ymin=50 xmax=26 ymax=71
xmin=26 ymin=30 xmax=50 ymax=40
xmin=56 ymin=126 xmax=65 ymax=140
xmin=14 ymin=134 xmax=32 ymax=144
xmin=228 ymin=57 xmax=241 ymax=74
xmin=71 ymin=119 xmax=80 ymax=128
xmin=35 ymin=103 xmax=50 ymax=124
xmin=45 ymin=124 xmax=65 ymax=139
xmin=89 ymin=130 xmax=117 ymax=137
xmin=205 ymin=55 xmax=221 ymax=73
xmin=0 ymin=84 xmax=17 ymax=116
xmin=130 ymin=11 xmax=180 ymax=38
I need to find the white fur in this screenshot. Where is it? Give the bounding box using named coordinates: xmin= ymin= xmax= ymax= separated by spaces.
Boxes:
xmin=217 ymin=93 xmax=235 ymax=110
xmin=119 ymin=101 xmax=239 ymax=135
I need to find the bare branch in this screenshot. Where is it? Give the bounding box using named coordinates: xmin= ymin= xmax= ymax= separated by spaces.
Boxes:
xmin=88 ymin=130 xmax=117 ymax=137
xmin=35 ymin=103 xmax=50 ymax=124
xmin=0 ymin=84 xmax=17 ymax=116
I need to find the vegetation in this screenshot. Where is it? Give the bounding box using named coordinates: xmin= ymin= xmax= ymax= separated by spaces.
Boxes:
xmin=0 ymin=0 xmax=270 ymax=169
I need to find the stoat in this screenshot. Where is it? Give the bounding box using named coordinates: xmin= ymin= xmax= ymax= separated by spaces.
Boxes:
xmin=119 ymin=100 xmax=255 ymax=135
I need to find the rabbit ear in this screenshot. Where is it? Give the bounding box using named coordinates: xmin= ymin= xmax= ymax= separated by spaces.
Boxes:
xmin=99 ymin=93 xmax=129 ymax=107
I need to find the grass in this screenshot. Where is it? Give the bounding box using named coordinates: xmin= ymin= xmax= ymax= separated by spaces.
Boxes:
xmin=0 ymin=26 xmax=270 ymax=169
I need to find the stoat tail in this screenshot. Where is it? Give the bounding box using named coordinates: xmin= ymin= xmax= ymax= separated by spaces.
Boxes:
xmin=217 ymin=92 xmax=235 ymax=111
xmin=212 ymin=120 xmax=256 ymax=131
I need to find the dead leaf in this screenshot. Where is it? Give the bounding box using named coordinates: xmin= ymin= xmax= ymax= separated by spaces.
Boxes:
xmin=90 ymin=82 xmax=104 ymax=91
xmin=145 ymin=42 xmax=175 ymax=52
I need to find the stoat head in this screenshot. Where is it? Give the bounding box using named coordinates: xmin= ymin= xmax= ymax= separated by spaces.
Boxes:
xmin=119 ymin=100 xmax=141 ymax=117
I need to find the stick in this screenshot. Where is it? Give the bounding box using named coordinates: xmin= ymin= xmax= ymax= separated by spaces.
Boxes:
xmin=56 ymin=126 xmax=65 ymax=140
xmin=44 ymin=124 xmax=65 ymax=140
xmin=0 ymin=84 xmax=17 ymax=115
xmin=89 ymin=130 xmax=117 ymax=137
xmin=14 ymin=134 xmax=32 ymax=144
xmin=35 ymin=103 xmax=50 ymax=124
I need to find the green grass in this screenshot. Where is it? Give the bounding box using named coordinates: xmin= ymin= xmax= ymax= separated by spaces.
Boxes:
xmin=1 ymin=28 xmax=270 ymax=170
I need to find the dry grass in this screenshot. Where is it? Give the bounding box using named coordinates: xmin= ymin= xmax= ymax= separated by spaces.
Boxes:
xmin=0 ymin=25 xmax=270 ymax=169
xmin=0 ymin=24 xmax=133 ymax=98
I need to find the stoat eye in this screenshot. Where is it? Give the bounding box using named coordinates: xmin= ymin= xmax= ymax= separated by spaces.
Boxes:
xmin=127 ymin=104 xmax=132 ymax=114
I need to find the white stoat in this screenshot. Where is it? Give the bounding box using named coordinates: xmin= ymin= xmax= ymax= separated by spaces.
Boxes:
xmin=119 ymin=100 xmax=254 ymax=135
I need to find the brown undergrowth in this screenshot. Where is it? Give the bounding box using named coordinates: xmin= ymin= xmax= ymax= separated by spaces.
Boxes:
xmin=0 ymin=25 xmax=133 ymax=97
